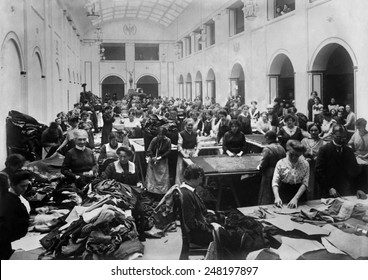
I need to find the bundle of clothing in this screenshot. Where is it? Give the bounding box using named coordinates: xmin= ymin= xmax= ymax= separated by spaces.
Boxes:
xmin=142 ymin=115 xmax=179 ymax=149
xmin=6 ymin=110 xmax=47 ymax=161
xmin=39 ymin=204 xmax=143 ymax=260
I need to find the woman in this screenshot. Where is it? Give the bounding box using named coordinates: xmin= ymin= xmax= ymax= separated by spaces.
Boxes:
xmin=123 ymin=109 xmax=142 ymax=138
xmin=256 ymin=112 xmax=272 ymax=135
xmin=102 ymin=146 xmax=139 ymax=186
xmin=54 ymin=116 xmax=79 ymax=155
xmin=223 ymin=120 xmax=247 ymax=157
xmin=61 ymin=129 xmax=97 ymax=189
xmin=201 ymin=110 xmax=213 ymax=137
xmin=237 ymin=105 xmax=252 ymax=135
xmin=258 ymin=131 xmax=286 ymax=205
xmin=272 ymin=140 xmax=310 ymax=208
xmin=277 ymin=114 xmax=304 ymax=149
xmin=344 ymin=104 xmax=356 ymax=131
xmin=175 ymin=118 xmax=199 ymax=185
xmin=348 ymin=118 xmax=368 ymax=158
xmin=249 ymin=101 xmax=260 ymax=128
xmin=319 ymin=111 xmax=336 ymax=142
xmin=101 ymin=106 xmax=115 ymax=145
xmin=78 ymin=111 xmax=95 ymax=149
xmin=0 ymin=170 xmax=32 ymax=259
xmin=98 ymin=132 xmax=127 ymax=166
xmin=217 ymin=109 xmax=231 ymax=143
xmin=145 ymin=127 xmax=171 ymax=195
xmin=301 ymin=124 xmax=325 ymax=199
xmin=312 ymin=97 xmax=324 ymax=123
xmin=189 ymin=110 xmax=203 ymax=136
xmin=41 ymin=122 xmax=64 ymax=158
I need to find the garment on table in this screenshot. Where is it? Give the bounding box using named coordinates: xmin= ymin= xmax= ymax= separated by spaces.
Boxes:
xmin=0 ymin=191 xmax=29 ymax=259
xmin=222 ymin=130 xmax=247 ymax=155
xmin=258 ymin=143 xmax=286 ymax=205
xmin=145 ymin=136 xmax=171 ymax=194
xmin=277 ymin=126 xmax=304 ymax=149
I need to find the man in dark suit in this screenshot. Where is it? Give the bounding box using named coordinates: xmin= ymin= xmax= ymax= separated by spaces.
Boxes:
xmin=315 ymin=124 xmax=367 ymax=198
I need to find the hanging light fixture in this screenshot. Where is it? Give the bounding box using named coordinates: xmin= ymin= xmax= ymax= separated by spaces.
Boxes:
xmin=243 ymin=0 xmax=258 ymax=20
xmin=87 ymin=2 xmax=100 ymax=20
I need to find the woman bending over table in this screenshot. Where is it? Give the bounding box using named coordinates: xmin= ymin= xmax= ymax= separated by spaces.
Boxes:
xmin=272 ymin=140 xmax=310 ymax=208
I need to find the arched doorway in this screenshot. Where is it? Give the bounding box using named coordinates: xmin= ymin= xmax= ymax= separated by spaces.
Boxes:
xmin=269 ymin=54 xmax=295 ymax=103
xmin=102 ymin=75 xmax=125 ymax=102
xmin=195 ymin=71 xmax=203 ymax=101
xmin=137 ymin=75 xmax=158 ymax=98
xmin=29 ymin=51 xmax=44 ymax=122
xmin=310 ymin=43 xmax=355 ymax=110
xmin=178 ymin=75 xmax=184 ymax=99
xmin=186 ymin=73 xmax=192 ymax=101
xmin=230 ymin=63 xmax=245 ymax=103
xmin=206 ymin=69 xmax=216 ymax=103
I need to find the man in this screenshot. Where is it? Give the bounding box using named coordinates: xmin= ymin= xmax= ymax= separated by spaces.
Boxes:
xmin=315 ymin=124 xmax=367 ymax=198
xmin=0 ymin=170 xmax=32 ymax=259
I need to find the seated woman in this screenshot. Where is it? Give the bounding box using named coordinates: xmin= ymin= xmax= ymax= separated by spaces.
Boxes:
xmin=175 ymin=118 xmax=199 ymax=185
xmin=61 ymin=129 xmax=97 ymax=188
xmin=301 ymin=124 xmax=325 ymax=199
xmin=237 ymin=105 xmax=252 ymax=135
xmin=222 ymin=120 xmax=247 ymax=157
xmin=179 ymin=164 xmax=221 ymax=247
xmin=277 ymin=114 xmax=304 ymax=149
xmin=348 ymin=118 xmax=368 ymax=158
xmin=145 ymin=127 xmax=171 ymax=195
xmin=256 ymin=111 xmax=272 ymax=135
xmin=0 ymin=170 xmax=32 ymax=259
xmin=257 ymin=131 xmax=286 ymax=205
xmin=102 ymin=146 xmax=139 ymax=186
xmin=98 ymin=132 xmax=129 ymax=172
xmin=123 ymin=109 xmax=142 ymax=138
xmin=272 ymin=140 xmax=310 ymax=208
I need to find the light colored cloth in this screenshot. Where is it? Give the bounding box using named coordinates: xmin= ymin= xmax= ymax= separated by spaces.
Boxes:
xmin=272 ymin=157 xmax=310 ymax=189
xmin=146 ymin=158 xmax=170 ymax=194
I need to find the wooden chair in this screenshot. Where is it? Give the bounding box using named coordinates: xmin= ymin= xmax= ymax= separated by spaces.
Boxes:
xmin=172 ymin=188 xmax=224 ymax=260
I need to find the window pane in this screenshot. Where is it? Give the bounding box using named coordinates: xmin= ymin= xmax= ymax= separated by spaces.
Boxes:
xmin=135 ymin=43 xmax=159 ymax=60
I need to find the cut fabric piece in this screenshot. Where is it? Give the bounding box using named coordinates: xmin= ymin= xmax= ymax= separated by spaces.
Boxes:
xmin=323 ymin=224 xmax=368 ymax=259
xmin=321 ymin=237 xmax=346 ymax=255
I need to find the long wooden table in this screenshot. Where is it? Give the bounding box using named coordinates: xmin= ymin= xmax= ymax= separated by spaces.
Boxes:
xmin=237 ymin=196 xmax=368 ymax=260
xmin=184 ymin=154 xmax=262 ymax=210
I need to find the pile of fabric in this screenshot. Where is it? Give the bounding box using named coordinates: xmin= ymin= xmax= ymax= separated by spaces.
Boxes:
xmin=40 ymin=204 xmax=143 ymax=260
xmin=6 ymin=110 xmax=47 ymax=161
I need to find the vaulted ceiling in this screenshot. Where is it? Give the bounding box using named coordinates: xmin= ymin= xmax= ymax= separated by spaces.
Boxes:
xmin=62 ymin=0 xmax=193 ymax=37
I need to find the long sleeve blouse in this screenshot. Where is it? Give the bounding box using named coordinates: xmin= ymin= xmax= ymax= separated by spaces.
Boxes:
xmin=222 ymin=130 xmax=247 ymax=154
xmin=146 ymin=136 xmax=171 ymax=159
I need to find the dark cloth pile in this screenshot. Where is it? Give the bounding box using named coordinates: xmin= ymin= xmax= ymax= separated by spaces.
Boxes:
xmin=6 ymin=110 xmax=47 ymax=161
xmin=219 ymin=209 xmax=270 ymax=259
xmin=39 ymin=204 xmax=143 ymax=260
xmin=142 ymin=115 xmax=179 ymax=149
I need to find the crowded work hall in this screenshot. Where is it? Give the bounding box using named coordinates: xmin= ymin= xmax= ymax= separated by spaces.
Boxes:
xmin=1 ymin=0 xmax=368 ymax=261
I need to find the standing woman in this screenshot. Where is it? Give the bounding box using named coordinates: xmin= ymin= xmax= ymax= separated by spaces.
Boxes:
xmin=223 ymin=120 xmax=247 ymax=157
xmin=258 ymin=131 xmax=286 ymax=205
xmin=277 ymin=114 xmax=304 ymax=149
xmin=145 ymin=127 xmax=171 ymax=195
xmin=101 ymin=106 xmax=115 ymax=145
xmin=238 ymin=105 xmax=252 ymax=135
xmin=272 ymin=140 xmax=309 ymax=208
xmin=175 ymin=118 xmax=199 ymax=185
xmin=301 ymin=124 xmax=325 ymax=199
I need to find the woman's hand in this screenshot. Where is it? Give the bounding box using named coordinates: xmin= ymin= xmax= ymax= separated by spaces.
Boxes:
xmin=274 ymin=197 xmax=283 ymax=208
xmin=226 ymin=151 xmax=235 ymax=157
xmin=287 ymin=197 xmax=298 ymax=208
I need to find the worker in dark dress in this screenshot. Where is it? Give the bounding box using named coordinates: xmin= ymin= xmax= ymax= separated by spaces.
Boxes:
xmin=222 ymin=119 xmax=247 ymax=157
xmin=0 ymin=170 xmax=32 ymax=259
xmin=315 ymin=124 xmax=367 ymax=198
xmin=61 ymin=129 xmax=97 ymax=188
xmin=101 ymin=106 xmax=115 ymax=145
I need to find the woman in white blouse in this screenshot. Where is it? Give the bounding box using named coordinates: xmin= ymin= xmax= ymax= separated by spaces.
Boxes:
xmin=272 ymin=140 xmax=310 ymax=208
